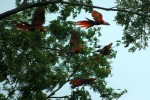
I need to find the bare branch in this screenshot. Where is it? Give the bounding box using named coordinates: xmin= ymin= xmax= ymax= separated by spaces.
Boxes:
xmin=116 ymin=89 xmax=127 ymax=100
xmin=46 ymin=70 xmax=76 ymax=99
xmin=6 ymin=83 xmax=17 ymax=100
xmin=61 ymin=1 xmax=148 ymax=16
xmin=49 ymin=95 xmax=70 ymax=98
xmin=0 ymin=0 xmax=60 ymax=20
xmin=0 ymin=0 xmax=148 ymax=20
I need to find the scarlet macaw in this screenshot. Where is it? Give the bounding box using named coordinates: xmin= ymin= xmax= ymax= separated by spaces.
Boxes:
xmin=96 ymin=43 xmax=113 ymax=56
xmin=69 ymin=31 xmax=83 ymax=55
xmin=70 ymin=78 xmax=96 ymax=88
xmin=76 ymin=10 xmax=110 ymax=28
xmin=15 ymin=6 xmax=45 ymax=32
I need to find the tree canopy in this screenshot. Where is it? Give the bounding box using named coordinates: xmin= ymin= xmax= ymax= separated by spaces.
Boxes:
xmin=0 ymin=0 xmax=149 ymax=100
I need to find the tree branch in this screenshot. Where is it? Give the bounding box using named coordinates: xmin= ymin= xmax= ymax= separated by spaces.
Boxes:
xmin=61 ymin=1 xmax=148 ymax=16
xmin=0 ymin=0 xmax=148 ymax=20
xmin=6 ymin=83 xmax=17 ymax=100
xmin=116 ymin=89 xmax=127 ymax=100
xmin=49 ymin=95 xmax=70 ymax=98
xmin=0 ymin=0 xmax=60 ymax=20
xmin=46 ymin=70 xmax=75 ymax=99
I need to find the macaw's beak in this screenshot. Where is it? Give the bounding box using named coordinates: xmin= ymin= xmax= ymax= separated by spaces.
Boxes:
xmin=103 ymin=21 xmax=110 ymax=25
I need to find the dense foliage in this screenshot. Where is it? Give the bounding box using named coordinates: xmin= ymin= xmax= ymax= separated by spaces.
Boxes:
xmin=115 ymin=0 xmax=150 ymax=52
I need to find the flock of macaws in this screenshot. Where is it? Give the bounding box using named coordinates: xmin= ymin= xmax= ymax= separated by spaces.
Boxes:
xmin=15 ymin=6 xmax=112 ymax=88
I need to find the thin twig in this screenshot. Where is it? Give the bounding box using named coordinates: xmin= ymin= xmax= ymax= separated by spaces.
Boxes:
xmin=49 ymin=95 xmax=70 ymax=98
xmin=61 ymin=1 xmax=148 ymax=16
xmin=116 ymin=90 xmax=127 ymax=100
xmin=6 ymin=82 xmax=18 ymax=100
xmin=0 ymin=0 xmax=60 ymax=20
xmin=46 ymin=70 xmax=76 ymax=99
xmin=109 ymin=5 xmax=118 ymax=9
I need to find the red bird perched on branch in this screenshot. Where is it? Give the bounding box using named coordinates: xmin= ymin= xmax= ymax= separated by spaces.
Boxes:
xmin=70 ymin=78 xmax=96 ymax=88
xmin=69 ymin=31 xmax=83 ymax=55
xmin=15 ymin=6 xmax=45 ymax=32
xmin=96 ymin=43 xmax=113 ymax=56
xmin=76 ymin=10 xmax=110 ymax=28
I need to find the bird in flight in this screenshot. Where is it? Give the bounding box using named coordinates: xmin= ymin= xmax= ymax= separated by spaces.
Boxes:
xmin=76 ymin=10 xmax=110 ymax=28
xmin=15 ymin=6 xmax=45 ymax=32
xmin=96 ymin=43 xmax=113 ymax=56
xmin=69 ymin=31 xmax=83 ymax=55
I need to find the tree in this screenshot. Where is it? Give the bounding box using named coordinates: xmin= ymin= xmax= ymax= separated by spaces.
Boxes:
xmin=115 ymin=0 xmax=150 ymax=52
xmin=1 ymin=0 xmax=149 ymax=100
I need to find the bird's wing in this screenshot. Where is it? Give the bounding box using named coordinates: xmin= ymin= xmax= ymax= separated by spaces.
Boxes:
xmin=31 ymin=6 xmax=45 ymax=27
xmin=91 ymin=10 xmax=103 ymax=22
xmin=70 ymin=31 xmax=79 ymax=46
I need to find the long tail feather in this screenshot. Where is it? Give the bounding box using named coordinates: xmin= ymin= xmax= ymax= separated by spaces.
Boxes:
xmin=76 ymin=20 xmax=94 ymax=28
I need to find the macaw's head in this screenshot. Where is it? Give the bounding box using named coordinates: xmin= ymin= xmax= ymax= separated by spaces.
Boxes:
xmin=106 ymin=43 xmax=113 ymax=49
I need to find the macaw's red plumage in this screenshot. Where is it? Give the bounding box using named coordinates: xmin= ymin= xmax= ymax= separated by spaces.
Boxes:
xmin=76 ymin=10 xmax=110 ymax=28
xmin=69 ymin=31 xmax=83 ymax=55
xmin=31 ymin=6 xmax=45 ymax=31
xmin=69 ymin=31 xmax=79 ymax=46
xmin=70 ymin=78 xmax=96 ymax=88
xmin=97 ymin=43 xmax=113 ymax=56
xmin=15 ymin=6 xmax=45 ymax=32
xmin=15 ymin=22 xmax=31 ymax=31
xmin=72 ymin=44 xmax=83 ymax=54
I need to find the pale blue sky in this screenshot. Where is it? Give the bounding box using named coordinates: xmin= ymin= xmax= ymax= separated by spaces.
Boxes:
xmin=0 ymin=0 xmax=150 ymax=100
